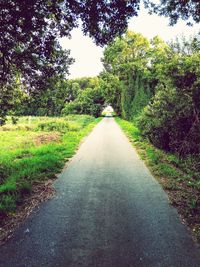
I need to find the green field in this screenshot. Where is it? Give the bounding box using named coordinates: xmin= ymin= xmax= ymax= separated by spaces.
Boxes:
xmin=0 ymin=115 xmax=100 ymax=214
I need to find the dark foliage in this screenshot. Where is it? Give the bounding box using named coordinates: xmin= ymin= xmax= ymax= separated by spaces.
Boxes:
xmin=0 ymin=0 xmax=141 ymax=122
xmin=138 ymin=39 xmax=200 ymax=156
xmin=0 ymin=0 xmax=141 ymax=86
xmin=102 ymin=31 xmax=200 ymax=157
xmin=145 ymin=0 xmax=200 ymax=25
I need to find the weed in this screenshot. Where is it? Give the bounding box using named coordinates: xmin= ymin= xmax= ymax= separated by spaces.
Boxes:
xmin=188 ymin=197 xmax=199 ymax=211
xmin=18 ymin=181 xmax=32 ymax=195
xmin=37 ymin=120 xmax=69 ymax=133
xmin=146 ymin=148 xmax=161 ymax=164
xmin=0 ymin=195 xmax=16 ymax=214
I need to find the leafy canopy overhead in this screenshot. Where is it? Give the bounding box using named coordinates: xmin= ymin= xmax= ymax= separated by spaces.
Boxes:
xmin=145 ymin=0 xmax=200 ymax=25
xmin=1 ymin=0 xmax=199 ymax=89
xmin=0 ymin=0 xmax=141 ymax=124
xmin=2 ymin=0 xmax=199 ymax=83
xmin=1 ymin=0 xmax=199 ymax=124
xmin=0 ymin=0 xmax=141 ymax=87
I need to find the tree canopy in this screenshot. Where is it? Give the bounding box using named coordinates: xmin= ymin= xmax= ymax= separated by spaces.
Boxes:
xmin=101 ymin=30 xmax=200 ymax=156
xmin=0 ymin=0 xmax=141 ymax=88
xmin=1 ymin=0 xmax=199 ymax=124
xmin=145 ymin=0 xmax=200 ymax=25
xmin=1 ymin=0 xmax=199 ymax=89
xmin=0 ymin=0 xmax=141 ymax=123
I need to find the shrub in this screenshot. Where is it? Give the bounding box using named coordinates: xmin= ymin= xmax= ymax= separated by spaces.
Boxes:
xmin=138 ymin=82 xmax=200 ymax=156
xmin=37 ymin=120 xmax=69 ymax=133
xmin=61 ymin=102 xmax=80 ymax=115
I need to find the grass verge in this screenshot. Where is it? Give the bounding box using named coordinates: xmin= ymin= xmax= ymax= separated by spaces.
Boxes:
xmin=0 ymin=115 xmax=100 ymax=244
xmin=116 ymin=117 xmax=200 ymax=244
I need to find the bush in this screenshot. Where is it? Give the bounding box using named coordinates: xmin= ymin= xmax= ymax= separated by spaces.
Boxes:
xmin=37 ymin=120 xmax=69 ymax=133
xmin=61 ymin=102 xmax=80 ymax=115
xmin=138 ymin=83 xmax=200 ymax=156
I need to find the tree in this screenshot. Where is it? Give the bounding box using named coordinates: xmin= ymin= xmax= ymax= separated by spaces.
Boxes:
xmin=102 ymin=31 xmax=152 ymax=119
xmin=145 ymin=0 xmax=200 ymax=25
xmin=101 ymin=30 xmax=200 ymax=156
xmin=62 ymin=87 xmax=105 ymax=117
xmin=1 ymin=0 xmax=198 ymax=89
xmin=138 ymin=36 xmax=200 ymax=156
xmin=99 ymin=72 xmax=122 ymax=114
xmin=1 ymin=0 xmax=199 ymax=123
xmin=61 ymin=77 xmax=105 ymax=117
xmin=0 ymin=0 xmax=141 ymax=85
xmin=0 ymin=0 xmax=142 ymax=123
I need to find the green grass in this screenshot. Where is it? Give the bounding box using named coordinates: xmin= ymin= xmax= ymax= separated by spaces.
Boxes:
xmin=115 ymin=117 xmax=199 ymax=185
xmin=116 ymin=117 xmax=200 ymax=242
xmin=0 ymin=115 xmax=100 ymax=214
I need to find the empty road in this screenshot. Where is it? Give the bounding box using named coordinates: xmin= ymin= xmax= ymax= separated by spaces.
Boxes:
xmin=0 ymin=118 xmax=200 ymax=267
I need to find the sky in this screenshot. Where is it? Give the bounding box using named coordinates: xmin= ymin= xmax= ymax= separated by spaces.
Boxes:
xmin=59 ymin=5 xmax=200 ymax=79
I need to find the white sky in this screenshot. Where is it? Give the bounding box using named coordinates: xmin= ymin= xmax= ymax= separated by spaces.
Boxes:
xmin=59 ymin=5 xmax=200 ymax=79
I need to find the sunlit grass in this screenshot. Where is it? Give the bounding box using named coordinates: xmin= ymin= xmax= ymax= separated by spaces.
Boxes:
xmin=0 ymin=115 xmax=100 ymax=214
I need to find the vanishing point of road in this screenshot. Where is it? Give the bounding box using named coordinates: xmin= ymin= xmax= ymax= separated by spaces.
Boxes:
xmin=0 ymin=118 xmax=200 ymax=267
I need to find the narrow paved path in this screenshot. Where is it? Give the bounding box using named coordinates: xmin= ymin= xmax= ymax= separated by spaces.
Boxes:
xmin=0 ymin=118 xmax=200 ymax=267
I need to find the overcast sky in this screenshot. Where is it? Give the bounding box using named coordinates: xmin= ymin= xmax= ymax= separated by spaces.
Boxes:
xmin=59 ymin=5 xmax=200 ymax=79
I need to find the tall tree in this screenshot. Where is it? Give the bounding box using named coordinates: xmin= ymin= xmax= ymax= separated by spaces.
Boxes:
xmin=102 ymin=31 xmax=151 ymax=119
xmin=1 ymin=0 xmax=199 ymax=123
xmin=0 ymin=0 xmax=141 ymax=86
xmin=0 ymin=0 xmax=141 ymax=123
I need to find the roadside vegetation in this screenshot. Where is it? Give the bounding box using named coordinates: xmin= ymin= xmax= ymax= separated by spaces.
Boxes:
xmin=0 ymin=115 xmax=100 ymax=216
xmin=100 ymin=31 xmax=199 ymax=243
xmin=116 ymin=118 xmax=200 ymax=243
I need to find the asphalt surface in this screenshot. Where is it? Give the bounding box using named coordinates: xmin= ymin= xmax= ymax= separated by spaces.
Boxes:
xmin=0 ymin=118 xmax=200 ymax=267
